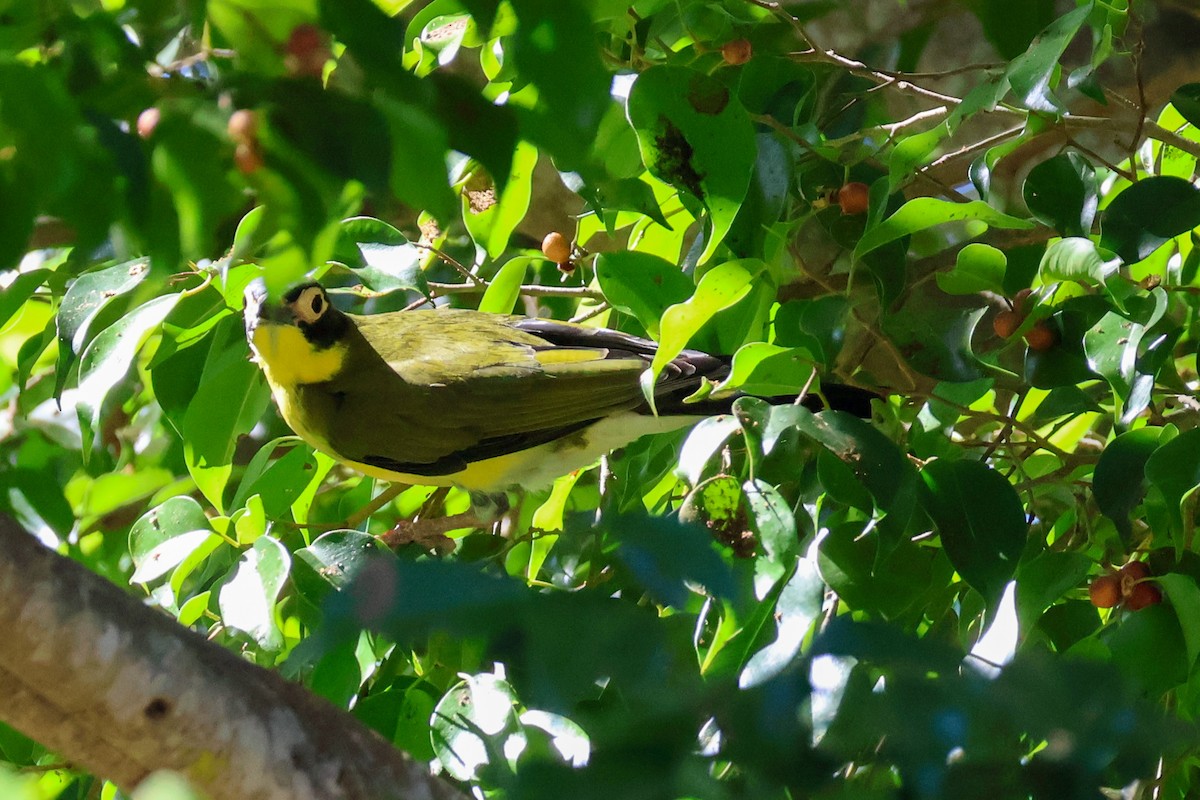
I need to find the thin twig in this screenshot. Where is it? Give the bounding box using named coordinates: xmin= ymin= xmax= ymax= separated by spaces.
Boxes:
xmin=427 ymin=281 xmax=605 ymax=300
xmin=412 ymin=242 xmax=484 ymax=286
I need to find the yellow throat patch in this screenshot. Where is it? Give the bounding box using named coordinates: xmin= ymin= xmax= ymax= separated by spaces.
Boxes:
xmin=251 ymin=322 xmax=347 ymax=387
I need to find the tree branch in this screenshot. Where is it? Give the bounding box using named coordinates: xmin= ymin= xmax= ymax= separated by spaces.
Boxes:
xmin=0 ymin=515 xmax=467 ymax=800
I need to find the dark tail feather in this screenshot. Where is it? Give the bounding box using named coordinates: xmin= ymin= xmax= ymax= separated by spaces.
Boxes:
xmin=658 ymin=382 xmax=880 ymax=418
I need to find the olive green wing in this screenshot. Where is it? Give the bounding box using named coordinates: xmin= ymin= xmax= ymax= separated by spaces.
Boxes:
xmin=316 ymin=310 xmax=727 ymax=477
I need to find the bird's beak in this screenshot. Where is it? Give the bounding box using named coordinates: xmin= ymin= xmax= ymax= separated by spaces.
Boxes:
xmin=243 ymin=277 xmax=269 ymax=340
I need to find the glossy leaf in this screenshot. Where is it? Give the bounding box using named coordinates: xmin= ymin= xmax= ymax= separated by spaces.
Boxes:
xmin=937 ymin=242 xmax=1007 ymax=295
xmin=855 ymin=198 xmax=1033 ymax=260
xmin=1101 ymin=176 xmax=1200 ymax=264
xmin=648 ymin=259 xmax=764 ymax=397
xmin=627 ymin=66 xmax=756 ymax=262
xmin=1022 ymin=151 xmax=1097 ymax=237
xmin=1094 ymin=428 xmax=1166 ymax=542
xmin=218 ymin=536 xmax=292 ymax=649
xmin=919 ymin=459 xmax=1026 ymax=601
xmin=1039 ymin=237 xmax=1116 ymax=286
xmin=594 ymin=251 xmax=693 ymax=337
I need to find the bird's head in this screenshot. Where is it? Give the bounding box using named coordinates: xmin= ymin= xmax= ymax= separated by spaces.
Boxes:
xmin=244 ymin=278 xmax=349 ymax=384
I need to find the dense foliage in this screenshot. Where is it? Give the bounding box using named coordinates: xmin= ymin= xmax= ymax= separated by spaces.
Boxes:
xmin=4 ymin=0 xmax=1200 ymax=797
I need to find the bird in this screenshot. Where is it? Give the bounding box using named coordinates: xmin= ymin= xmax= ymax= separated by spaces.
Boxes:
xmin=243 ymin=278 xmax=877 ymax=497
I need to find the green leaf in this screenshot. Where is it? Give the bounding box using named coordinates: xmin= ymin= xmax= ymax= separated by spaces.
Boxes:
xmin=888 ymin=123 xmax=950 ymax=192
xmin=353 ymin=681 xmax=439 ymax=760
xmin=131 ymin=530 xmax=222 ymax=586
xmin=713 ymin=342 xmax=817 ymax=397
xmin=431 ymin=673 xmax=522 ymax=782
xmin=1094 ymin=428 xmax=1166 ymax=542
xmin=1104 ymin=604 xmax=1187 ymax=694
xmin=462 ymin=139 xmax=539 ymax=259
xmin=1170 ymin=83 xmax=1200 ymax=129
xmin=1038 ymin=237 xmax=1117 ymax=286
xmin=818 ymin=526 xmax=939 ymax=620
xmin=217 ymin=536 xmax=292 ymax=650
xmin=740 ymin=558 xmax=823 ymax=688
xmin=76 ymin=295 xmax=178 ymax=455
xmin=1101 ymin=176 xmax=1200 ymax=264
xmin=1158 ymin=573 xmax=1200 ymax=670
xmin=182 ymin=318 xmax=272 ymax=512
xmin=129 ymin=497 xmax=213 ymax=568
xmin=937 ymin=242 xmax=1007 ymax=295
xmin=1022 ymin=151 xmax=1097 ymax=237
xmin=294 ymin=530 xmax=391 ymax=607
xmin=919 ymin=459 xmax=1026 ymax=601
xmin=505 ymin=0 xmax=611 ymax=167
xmin=1145 ymin=427 xmax=1200 ymax=536
xmin=627 ymin=66 xmax=757 ymax=262
xmin=55 ymin=259 xmax=150 ymax=396
xmin=377 ymin=97 xmax=456 ymax=223
xmin=594 ymin=251 xmax=694 ymax=337
xmin=0 ymin=269 xmax=49 ymax=331
xmin=854 ymin=198 xmax=1033 ymax=260
xmin=677 ymin=419 xmax=743 ymax=486
xmin=1014 ymin=550 xmax=1092 ymax=632
xmin=744 ymin=478 xmax=798 ymax=590
xmin=478 ymin=257 xmax=529 ymax=314
xmin=335 ymin=217 xmax=430 ymax=296
xmin=609 ymin=513 xmax=733 ymax=607
xmin=789 ymin=408 xmax=919 ymax=554
xmin=1005 ymin=3 xmax=1091 ymax=112
xmin=233 ymin=437 xmax=326 ymax=519
xmin=649 ymin=259 xmax=764 ymax=396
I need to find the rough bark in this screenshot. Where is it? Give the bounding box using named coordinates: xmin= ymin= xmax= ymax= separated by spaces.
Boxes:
xmin=0 ymin=515 xmax=467 ymax=800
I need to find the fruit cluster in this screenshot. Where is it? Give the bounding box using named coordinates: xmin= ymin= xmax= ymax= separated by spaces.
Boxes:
xmin=1089 ymin=561 xmax=1162 ymax=612
xmin=992 ymin=288 xmax=1056 ymax=351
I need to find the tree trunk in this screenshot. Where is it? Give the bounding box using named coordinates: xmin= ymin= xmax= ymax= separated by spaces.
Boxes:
xmin=0 ymin=515 xmax=466 ymax=800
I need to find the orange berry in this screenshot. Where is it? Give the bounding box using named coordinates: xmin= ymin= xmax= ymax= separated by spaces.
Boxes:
xmin=227 ymin=109 xmax=258 ymax=144
xmin=1023 ymin=321 xmax=1057 ymax=352
xmin=285 ymin=24 xmax=329 ymax=77
xmin=1088 ymin=574 xmax=1121 ymax=609
xmin=1120 ymin=561 xmax=1151 ymax=581
xmin=286 ymin=23 xmax=323 ymax=58
xmin=136 ymin=107 xmax=160 ymax=139
xmin=1125 ymin=581 xmax=1162 ymax=611
xmin=837 ymin=182 xmax=870 ymax=215
xmin=541 ymin=232 xmax=571 ymax=264
xmin=721 ymin=38 xmax=752 ymax=66
xmin=1119 ymin=561 xmax=1151 ymax=598
xmin=234 ymin=141 xmax=264 ymax=174
xmin=993 ymin=309 xmax=1022 ymax=339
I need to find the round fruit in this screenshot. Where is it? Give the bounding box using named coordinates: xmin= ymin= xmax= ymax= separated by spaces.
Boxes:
xmin=541 ymin=232 xmax=571 ymax=263
xmin=1012 ymin=288 xmax=1033 ymax=314
xmin=285 ymin=24 xmax=329 ymax=77
xmin=721 ymin=38 xmax=752 ymax=66
xmin=1118 ymin=560 xmax=1150 ymax=597
xmin=1023 ymin=321 xmax=1057 ymax=352
xmin=286 ymin=23 xmax=323 ymax=58
xmin=1125 ymin=581 xmax=1162 ymax=611
xmin=1088 ymin=574 xmax=1121 ymax=609
xmin=837 ymin=182 xmax=870 ymax=215
xmin=227 ymin=109 xmax=258 ymax=144
xmin=136 ymin=107 xmax=160 ymax=139
xmin=1120 ymin=561 xmax=1151 ymax=581
xmin=234 ymin=142 xmax=264 ymax=174
xmin=993 ymin=309 xmax=1022 ymax=339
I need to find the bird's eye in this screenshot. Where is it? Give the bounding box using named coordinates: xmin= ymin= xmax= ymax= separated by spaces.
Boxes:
xmin=293 ymin=286 xmax=328 ymax=325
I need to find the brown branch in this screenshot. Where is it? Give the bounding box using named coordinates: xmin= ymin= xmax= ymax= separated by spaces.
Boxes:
xmin=0 ymin=515 xmax=468 ymax=800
